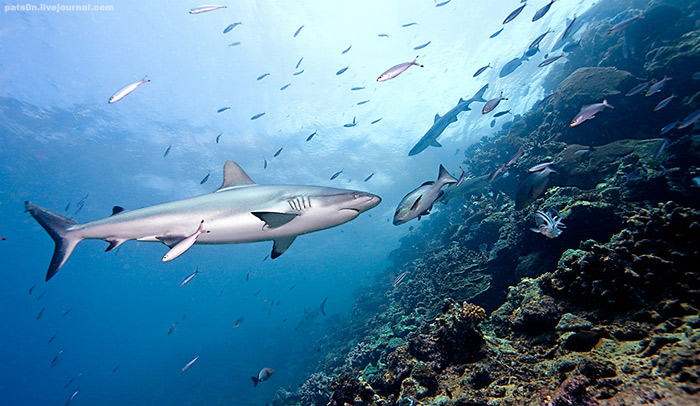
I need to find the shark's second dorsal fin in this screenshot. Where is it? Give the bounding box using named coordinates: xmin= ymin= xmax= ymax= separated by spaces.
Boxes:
xmin=218 ymin=160 xmax=256 ymax=191
xmin=434 ymin=113 xmax=440 ymax=123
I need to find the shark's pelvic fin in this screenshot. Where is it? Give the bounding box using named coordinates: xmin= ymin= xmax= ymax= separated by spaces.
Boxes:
xmin=218 ymin=160 xmax=256 ymax=191
xmin=271 ymin=236 xmax=296 ymax=259
xmin=252 ymin=212 xmax=298 ymax=229
xmin=105 ymin=239 xmax=126 ymax=252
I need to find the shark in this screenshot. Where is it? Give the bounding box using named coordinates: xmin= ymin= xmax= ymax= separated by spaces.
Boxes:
xmin=408 ymin=84 xmax=488 ymax=156
xmin=26 ymin=160 xmax=381 ymax=281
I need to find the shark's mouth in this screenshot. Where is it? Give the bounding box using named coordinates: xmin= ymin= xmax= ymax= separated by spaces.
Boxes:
xmin=340 ymin=208 xmax=361 ymax=213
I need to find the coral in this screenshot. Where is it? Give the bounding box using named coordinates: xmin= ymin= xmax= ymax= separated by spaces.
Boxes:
xmin=298 ymin=372 xmax=333 ymax=406
xmin=543 ymin=375 xmax=597 ymax=406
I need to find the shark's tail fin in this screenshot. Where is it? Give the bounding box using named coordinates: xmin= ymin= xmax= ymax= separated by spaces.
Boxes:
xmin=472 ymin=84 xmax=489 ymax=103
xmin=25 ymin=201 xmax=83 ymax=281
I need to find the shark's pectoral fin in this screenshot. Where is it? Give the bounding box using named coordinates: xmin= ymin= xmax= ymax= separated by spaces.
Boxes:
xmin=431 ymin=140 xmax=442 ymax=147
xmin=449 ymin=116 xmax=458 ymax=124
xmin=252 ymin=212 xmax=299 ymax=229
xmin=105 ymin=238 xmax=127 ymax=252
xmin=271 ymin=236 xmax=296 ymax=259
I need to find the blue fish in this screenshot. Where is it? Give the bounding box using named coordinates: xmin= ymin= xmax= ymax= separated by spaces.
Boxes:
xmin=330 ymin=170 xmax=343 ymax=180
xmin=357 ymin=100 xmax=369 ymax=105
xmin=293 ymin=70 xmax=304 ymax=76
xmin=414 ymin=41 xmax=431 ymax=50
xmin=435 ymin=0 xmax=451 ymax=6
xmin=342 ymin=45 xmax=352 ymax=54
xmin=402 ymin=22 xmax=418 ymax=27
xmin=351 ymin=87 xmax=365 ymax=91
xmin=263 ymin=159 xmax=267 ymax=169
xmin=378 ymin=33 xmax=389 ymax=38
xmin=228 ymin=42 xmax=241 ymax=47
xmin=280 ymin=84 xmax=291 ymax=91
xmin=216 ymin=133 xmax=222 ymax=144
xmin=164 ymin=145 xmax=171 ymax=157
xmin=343 ymin=116 xmax=357 ymax=127
xmin=251 ymin=112 xmax=265 ymax=120
xmin=294 ymin=25 xmax=304 ymax=37
xmin=273 ymin=147 xmax=283 ymax=158
xmin=370 ymin=118 xmax=382 ymax=124
xmin=217 ymin=107 xmax=230 ymax=113
xmin=364 ymin=172 xmax=375 ymax=182
xmin=257 ymin=73 xmax=270 ymax=81
xmin=306 ymin=131 xmax=316 ymax=141
xmin=200 ymin=173 xmax=210 ymax=184
xmin=336 ymin=66 xmax=349 ymax=75
xmin=223 ymin=22 xmax=241 ymax=34
xmin=490 ymin=28 xmax=504 ymax=38
xmin=295 ymin=57 xmax=303 ymax=70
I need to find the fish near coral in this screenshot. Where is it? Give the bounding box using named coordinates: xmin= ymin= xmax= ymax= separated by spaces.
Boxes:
xmin=530 ymin=208 xmax=566 ymax=238
xmin=515 ymin=167 xmax=556 ymax=210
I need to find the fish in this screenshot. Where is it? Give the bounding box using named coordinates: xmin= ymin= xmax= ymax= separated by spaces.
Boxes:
xmin=440 ymin=174 xmax=489 ymax=204
xmin=51 ymin=350 xmax=63 ymax=368
xmin=65 ymin=390 xmax=78 ymax=406
xmin=393 ymin=271 xmax=408 ymax=288
xmin=36 ymin=307 xmax=45 ymax=320
xmin=414 ymin=41 xmax=431 ymax=50
xmin=608 ymin=14 xmax=644 ymax=35
xmin=245 ymin=272 xmax=250 ymax=281
xmin=63 ymin=377 xmax=73 ymax=389
xmin=216 ymin=133 xmax=222 ymax=144
xmin=295 ymin=57 xmax=303 ymax=70
xmin=357 ymin=100 xmax=369 ymax=105
xmin=65 ymin=202 xmax=70 ymax=212
xmin=25 ymin=161 xmax=380 ymax=279
xmin=660 ymin=121 xmax=678 ymax=135
xmin=62 ymin=308 xmax=73 ymax=317
xmin=29 ymin=284 xmax=35 ymax=295
xmin=529 ymin=161 xmax=555 ymax=172
xmin=263 ymin=159 xmax=268 ymax=169
xmin=168 ymin=322 xmax=177 ymax=335
xmin=378 ymin=33 xmax=389 ymax=38
xmin=342 ymin=45 xmax=352 ymax=54
xmin=182 ymin=356 xmax=199 ymax=372
xmin=330 ymin=170 xmax=343 ymax=180
xmin=223 ymin=22 xmax=241 ymax=33
xmin=409 ymin=85 xmax=488 ymax=156
xmin=257 ymin=73 xmax=270 ymax=81
xmin=646 ymin=77 xmax=671 ymax=96
xmin=377 ymin=56 xmax=423 ymax=82
xmin=538 ymin=54 xmax=565 ymax=67
xmin=678 ymin=109 xmax=700 ymax=129
xmin=625 ymin=81 xmax=651 ymax=96
xmin=393 ymin=165 xmax=459 ymax=225
xmin=529 ymin=30 xmax=552 ymax=50
xmin=217 ymin=107 xmax=230 ymax=113
xmin=530 ymin=208 xmax=566 ymax=239
xmin=570 ymin=99 xmax=614 ymax=127
xmin=48 ymin=333 xmax=57 ymax=343
xmin=179 ymin=269 xmax=200 ymax=287
xmin=506 ymin=146 xmax=525 ymax=167
xmin=200 ymin=173 xmax=210 ymax=184
xmin=435 ymin=0 xmax=450 ymax=6
xmin=293 ymin=25 xmax=304 ymax=37
xmin=499 ymin=51 xmax=529 ymax=77
xmin=233 ymin=317 xmax=244 ymax=328
xmin=336 ymin=66 xmax=349 ymax=75
xmin=228 ymin=42 xmax=241 ymax=47
xmin=351 ymin=87 xmax=365 ymax=91
xmin=273 ymin=147 xmax=283 ymax=157
xmin=490 ymin=28 xmax=504 ymax=38
xmin=108 ymin=76 xmax=150 ymax=104
xmin=189 ymin=5 xmax=226 ymax=14
xmin=525 ymin=47 xmax=540 ymax=58
xmin=280 ymin=84 xmax=291 ymax=91
xmin=654 ymin=94 xmax=676 ymax=111
xmin=515 ymin=166 xmax=556 ymax=210
xmin=37 ymin=291 xmax=46 ymax=301
xmin=473 ymin=64 xmax=491 ymax=78
xmin=402 ymin=22 xmax=418 ymax=27
xmin=532 ymin=0 xmax=555 ymax=22
xmin=503 ymin=3 xmax=526 ymax=24
xmin=482 ymin=93 xmax=507 ymax=114
xmin=289 ymin=284 xmax=296 ymax=291
xmin=251 ymin=113 xmax=265 ymax=120
xmin=306 ymin=131 xmax=317 ymax=141
xmin=164 ymin=145 xmax=172 ymax=157
xmin=162 ymin=221 xmax=209 ymax=262
xmin=370 ymin=118 xmax=382 ymax=125
xmin=293 ymin=70 xmax=304 ymax=76
xmin=653 ymin=138 xmax=669 ymax=160
xmin=562 ymin=40 xmax=582 ymax=53
xmin=490 ymin=119 xmax=496 ymax=128
xmin=254 ymin=288 xmax=262 ymax=296
xmin=560 ymin=16 xmax=577 ymax=41
xmin=251 ymin=367 xmax=275 ymax=387
xmin=364 ymin=173 xmax=375 ymax=182
xmin=344 ymin=116 xmax=357 ymax=127
xmin=488 ymin=163 xmax=506 ymax=183
xmin=112 ymin=365 xmax=120 ymax=373
xmin=493 ymin=110 xmax=511 ymax=118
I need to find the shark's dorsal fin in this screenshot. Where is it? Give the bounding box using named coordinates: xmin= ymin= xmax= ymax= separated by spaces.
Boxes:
xmin=459 ymin=98 xmax=465 ymax=103
xmin=434 ymin=113 xmax=440 ymax=123
xmin=111 ymin=206 xmax=125 ymax=216
xmin=218 ymin=160 xmax=256 ymax=191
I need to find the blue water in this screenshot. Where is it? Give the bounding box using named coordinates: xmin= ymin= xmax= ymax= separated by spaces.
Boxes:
xmin=1 ymin=1 xmax=600 ymax=405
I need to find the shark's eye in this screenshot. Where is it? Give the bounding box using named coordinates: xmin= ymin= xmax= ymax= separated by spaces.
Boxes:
xmin=353 ymin=193 xmax=360 ymax=199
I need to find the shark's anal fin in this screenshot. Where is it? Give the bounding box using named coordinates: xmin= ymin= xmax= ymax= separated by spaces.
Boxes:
xmin=431 ymin=140 xmax=442 ymax=147
xmin=271 ymin=236 xmax=296 ymax=259
xmin=217 ymin=160 xmax=256 ymax=191
xmin=252 ymin=212 xmax=298 ymax=229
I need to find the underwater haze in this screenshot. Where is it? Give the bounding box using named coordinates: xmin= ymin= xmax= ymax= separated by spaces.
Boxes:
xmin=2 ymin=0 xmax=700 ymax=405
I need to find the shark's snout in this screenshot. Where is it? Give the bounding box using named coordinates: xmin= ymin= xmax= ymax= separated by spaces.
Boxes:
xmin=354 ymin=192 xmax=381 ymax=212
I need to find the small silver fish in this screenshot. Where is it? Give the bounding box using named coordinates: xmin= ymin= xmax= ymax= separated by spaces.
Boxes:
xmin=530 ymin=208 xmax=566 ymax=238
xmin=402 ymin=22 xmax=418 ymax=27
xmin=560 ymin=16 xmax=577 ymax=41
xmin=626 ymin=81 xmax=650 ymax=96
xmin=351 ymin=86 xmax=365 ymax=91
xmin=377 ymin=56 xmax=423 ymax=82
xmin=108 ymin=76 xmax=149 ymax=104
xmin=168 ymin=322 xmax=177 ymax=335
xmin=162 ymin=220 xmax=209 ymax=262
xmin=216 ymin=133 xmax=222 ymax=143
xmin=182 ymin=355 xmax=200 ymax=372
xmin=65 ymin=390 xmax=78 ymax=406
xmin=660 ymin=121 xmax=678 ymax=135
xmin=654 ymin=94 xmax=676 ymax=111
xmin=482 ymin=93 xmax=507 ymax=114
xmin=179 ymin=270 xmax=200 ymax=287
xmin=293 ymin=25 xmax=304 ymax=37
xmin=570 ymin=99 xmax=613 ymax=127
xmin=529 ymin=30 xmax=552 ymax=50
xmin=532 ymin=0 xmax=555 ymax=22
xmin=538 ymin=54 xmax=565 ymax=67
xmin=217 ymin=107 xmax=230 ymax=113
xmin=223 ymin=23 xmax=240 ymax=34
xmin=435 ymin=0 xmax=451 ymax=6
xmin=378 ymin=33 xmax=389 ymax=38
xmin=473 ymin=64 xmax=491 ymax=78
xmin=393 ymin=271 xmax=408 ymax=288
xmin=37 ymin=307 xmax=45 ymax=320
xmin=503 ymin=4 xmax=526 ymax=24
xmin=493 ymin=110 xmax=511 ymax=118
xmin=506 ymin=146 xmax=525 ymax=167
xmin=608 ymin=13 xmax=643 ymax=35
xmin=228 ymin=42 xmax=241 ymax=47
xmin=678 ymin=109 xmax=700 ymax=129
xmin=646 ymin=77 xmax=671 ymax=96
xmin=529 ymin=161 xmax=555 ymax=173
xmin=562 ymin=40 xmax=582 ymax=53
xmin=189 ymin=5 xmax=226 ymax=14
xmin=251 ymin=112 xmax=265 ymax=120
xmin=344 ymin=116 xmax=357 ymax=127
xmin=263 ymin=158 xmax=267 ymax=169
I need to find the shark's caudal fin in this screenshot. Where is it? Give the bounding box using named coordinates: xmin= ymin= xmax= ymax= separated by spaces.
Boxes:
xmin=471 ymin=84 xmax=489 ymax=103
xmin=25 ymin=201 xmax=83 ymax=281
